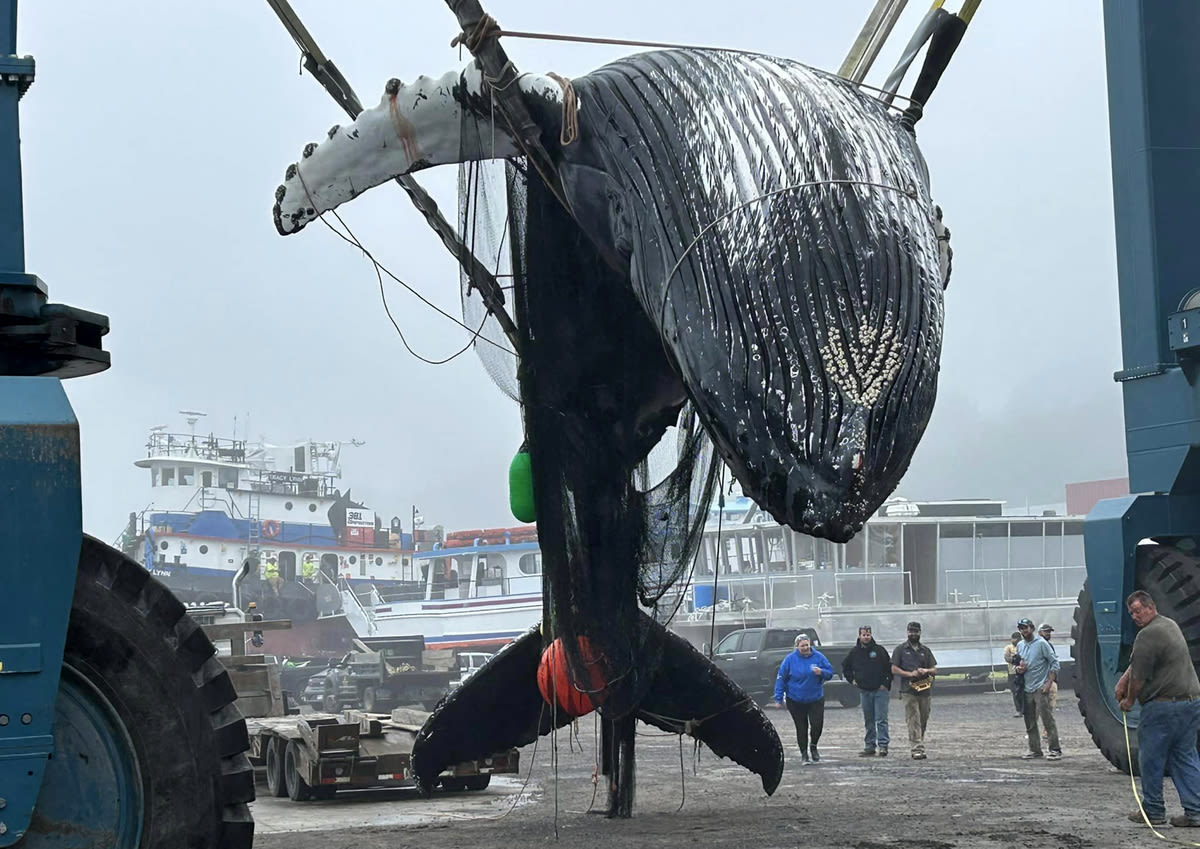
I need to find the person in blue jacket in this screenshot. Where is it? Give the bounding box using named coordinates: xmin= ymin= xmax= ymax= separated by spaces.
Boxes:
xmin=774 ymin=634 xmax=835 ymax=764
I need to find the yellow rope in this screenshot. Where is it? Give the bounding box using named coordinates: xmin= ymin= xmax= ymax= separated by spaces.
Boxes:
xmin=1124 ymin=709 xmax=1200 ymax=845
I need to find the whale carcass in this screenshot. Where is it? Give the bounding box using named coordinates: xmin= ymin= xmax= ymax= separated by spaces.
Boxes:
xmin=273 ymin=48 xmax=950 ymax=813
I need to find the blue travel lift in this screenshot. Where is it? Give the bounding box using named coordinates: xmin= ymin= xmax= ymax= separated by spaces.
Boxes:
xmin=1072 ymin=0 xmax=1200 ymax=773
xmin=0 ymin=0 xmax=1196 ymax=840
xmin=0 ymin=2 xmax=254 ymax=845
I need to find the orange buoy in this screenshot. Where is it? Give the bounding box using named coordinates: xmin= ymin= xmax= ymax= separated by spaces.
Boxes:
xmin=537 ymin=636 xmax=607 ymax=717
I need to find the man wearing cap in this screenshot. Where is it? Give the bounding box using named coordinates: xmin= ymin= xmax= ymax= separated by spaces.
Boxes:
xmin=1117 ymin=590 xmax=1200 ymax=828
xmin=1004 ymin=631 xmax=1025 ymax=717
xmin=1015 ymin=617 xmax=1061 ymax=760
xmin=891 ymin=621 xmax=937 ymax=759
xmin=1038 ymin=623 xmax=1060 ymax=711
xmin=842 ymin=625 xmax=893 ymax=756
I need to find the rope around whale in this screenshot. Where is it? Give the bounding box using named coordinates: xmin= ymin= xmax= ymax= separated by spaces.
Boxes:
xmin=450 ymin=13 xmax=923 ymax=112
xmin=1125 ymin=709 xmax=1200 ymax=845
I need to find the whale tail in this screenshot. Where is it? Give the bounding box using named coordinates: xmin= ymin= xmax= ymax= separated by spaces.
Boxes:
xmin=411 ymin=616 xmax=784 ymax=796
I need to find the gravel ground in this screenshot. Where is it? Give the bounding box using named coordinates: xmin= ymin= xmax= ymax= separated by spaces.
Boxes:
xmin=252 ymin=690 xmax=1169 ymax=849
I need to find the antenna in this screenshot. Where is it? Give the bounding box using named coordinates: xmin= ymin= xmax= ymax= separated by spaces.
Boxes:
xmin=179 ymin=410 xmax=208 ymax=437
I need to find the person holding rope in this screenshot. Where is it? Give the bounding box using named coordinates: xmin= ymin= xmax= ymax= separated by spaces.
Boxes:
xmin=1118 ymin=590 xmax=1200 ymax=828
xmin=773 ymin=634 xmax=834 ymax=765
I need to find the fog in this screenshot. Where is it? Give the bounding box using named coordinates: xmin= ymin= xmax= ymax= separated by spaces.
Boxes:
xmin=14 ymin=1 xmax=1125 ymax=539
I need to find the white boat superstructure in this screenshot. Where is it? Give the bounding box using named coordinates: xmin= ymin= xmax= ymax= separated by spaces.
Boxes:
xmin=119 ymin=416 xmax=429 ymax=629
xmin=674 ymin=496 xmax=1085 ymax=650
xmin=336 ymin=497 xmax=1089 ymax=664
xmin=347 ymin=526 xmax=544 ymax=651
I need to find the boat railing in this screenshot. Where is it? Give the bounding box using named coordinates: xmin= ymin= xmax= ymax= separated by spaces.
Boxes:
xmin=943 ymin=565 xmax=1086 ymax=604
xmin=375 ymin=584 xmax=428 ymax=604
xmin=332 ymin=575 xmax=376 ymax=635
xmin=146 ymin=432 xmax=247 ymax=463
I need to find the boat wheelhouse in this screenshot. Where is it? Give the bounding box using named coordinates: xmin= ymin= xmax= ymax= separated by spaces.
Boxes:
xmin=345 ymin=526 xmax=543 ymax=651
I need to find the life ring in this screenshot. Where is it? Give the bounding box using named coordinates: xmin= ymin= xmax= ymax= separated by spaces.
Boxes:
xmin=261 ymin=519 xmax=281 ymax=538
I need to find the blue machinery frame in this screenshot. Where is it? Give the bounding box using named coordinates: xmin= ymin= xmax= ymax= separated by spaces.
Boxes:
xmin=0 ymin=2 xmax=105 ymax=843
xmin=1085 ymin=1 xmax=1200 ymax=706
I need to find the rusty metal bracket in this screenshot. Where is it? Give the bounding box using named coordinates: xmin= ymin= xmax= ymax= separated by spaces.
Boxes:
xmin=443 ymin=0 xmax=567 ymax=205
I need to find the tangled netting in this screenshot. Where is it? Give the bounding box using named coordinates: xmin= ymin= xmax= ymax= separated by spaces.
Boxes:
xmin=457 ymin=49 xmax=945 ymax=720
xmin=458 ymin=154 xmax=720 ymax=652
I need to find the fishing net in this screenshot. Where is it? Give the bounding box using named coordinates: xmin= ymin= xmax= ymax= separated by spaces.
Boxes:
xmin=455 ymin=48 xmax=946 ymax=719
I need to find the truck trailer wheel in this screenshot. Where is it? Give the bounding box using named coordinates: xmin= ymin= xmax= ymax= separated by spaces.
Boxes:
xmin=284 ymin=739 xmax=315 ymax=801
xmin=23 ymin=536 xmax=254 ymax=847
xmin=265 ymin=737 xmax=289 ymax=797
xmin=442 ymin=774 xmax=491 ymax=792
xmin=363 ymin=685 xmax=383 ymax=713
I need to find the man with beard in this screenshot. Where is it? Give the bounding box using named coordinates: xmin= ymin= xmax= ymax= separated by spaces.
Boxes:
xmin=842 ymin=625 xmax=893 ymax=756
xmin=1015 ymin=617 xmax=1061 ymax=760
xmin=1118 ymin=590 xmax=1200 ymax=827
xmin=891 ymin=622 xmax=937 ymax=760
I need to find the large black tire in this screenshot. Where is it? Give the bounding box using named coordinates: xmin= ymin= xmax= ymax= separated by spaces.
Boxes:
xmin=265 ymin=736 xmax=289 ymax=797
xmin=25 ymin=536 xmax=254 ymax=847
xmin=284 ymin=739 xmax=314 ymax=801
xmin=1074 ymin=545 xmax=1200 ymax=776
xmin=1073 ymin=582 xmax=1137 ymax=774
xmin=1139 ymin=545 xmax=1200 ymax=669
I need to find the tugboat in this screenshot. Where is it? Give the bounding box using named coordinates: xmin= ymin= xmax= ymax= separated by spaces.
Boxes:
xmin=117 ymin=412 xmax=432 ymax=656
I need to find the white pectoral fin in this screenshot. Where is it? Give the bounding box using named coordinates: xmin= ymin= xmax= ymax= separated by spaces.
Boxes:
xmin=274 ymin=90 xmax=417 ymax=235
xmin=273 ymin=67 xmax=508 ymax=236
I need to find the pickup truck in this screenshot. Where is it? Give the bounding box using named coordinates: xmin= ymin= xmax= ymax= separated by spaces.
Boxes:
xmin=301 ymin=641 xmax=456 ymax=713
xmin=710 ymin=627 xmax=860 ymax=707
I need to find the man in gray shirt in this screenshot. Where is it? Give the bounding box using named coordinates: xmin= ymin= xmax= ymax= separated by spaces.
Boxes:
xmin=1015 ymin=617 xmax=1060 ymax=760
xmin=1118 ymin=590 xmax=1200 ymax=828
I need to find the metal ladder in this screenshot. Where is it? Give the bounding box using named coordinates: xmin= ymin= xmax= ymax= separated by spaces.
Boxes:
xmin=245 ymin=488 xmax=262 ymax=568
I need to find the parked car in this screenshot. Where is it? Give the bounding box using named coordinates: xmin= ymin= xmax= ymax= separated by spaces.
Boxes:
xmin=453 ymin=651 xmax=493 ymax=688
xmin=710 ymin=627 xmax=860 ymax=707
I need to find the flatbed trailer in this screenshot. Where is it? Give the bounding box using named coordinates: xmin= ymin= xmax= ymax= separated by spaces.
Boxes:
xmin=249 ymin=707 xmax=520 ymax=801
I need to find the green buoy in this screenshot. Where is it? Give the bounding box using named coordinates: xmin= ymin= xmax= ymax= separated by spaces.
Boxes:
xmin=509 ymin=447 xmax=536 ymax=523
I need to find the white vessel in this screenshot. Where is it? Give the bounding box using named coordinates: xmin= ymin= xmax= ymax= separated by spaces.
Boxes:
xmin=346 ymin=526 xmax=542 ymax=651
xmin=343 ymin=496 xmax=1086 ymax=666
xmin=118 ymin=413 xmax=431 ymax=655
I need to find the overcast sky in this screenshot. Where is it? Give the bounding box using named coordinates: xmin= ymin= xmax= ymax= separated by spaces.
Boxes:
xmin=16 ymin=2 xmax=1126 ymax=539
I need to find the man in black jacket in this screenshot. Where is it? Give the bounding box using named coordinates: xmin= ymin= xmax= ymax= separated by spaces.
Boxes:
xmin=842 ymin=625 xmax=893 ymax=756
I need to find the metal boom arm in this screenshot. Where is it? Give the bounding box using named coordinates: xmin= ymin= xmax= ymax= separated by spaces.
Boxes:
xmin=265 ymin=0 xmax=520 ymax=350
